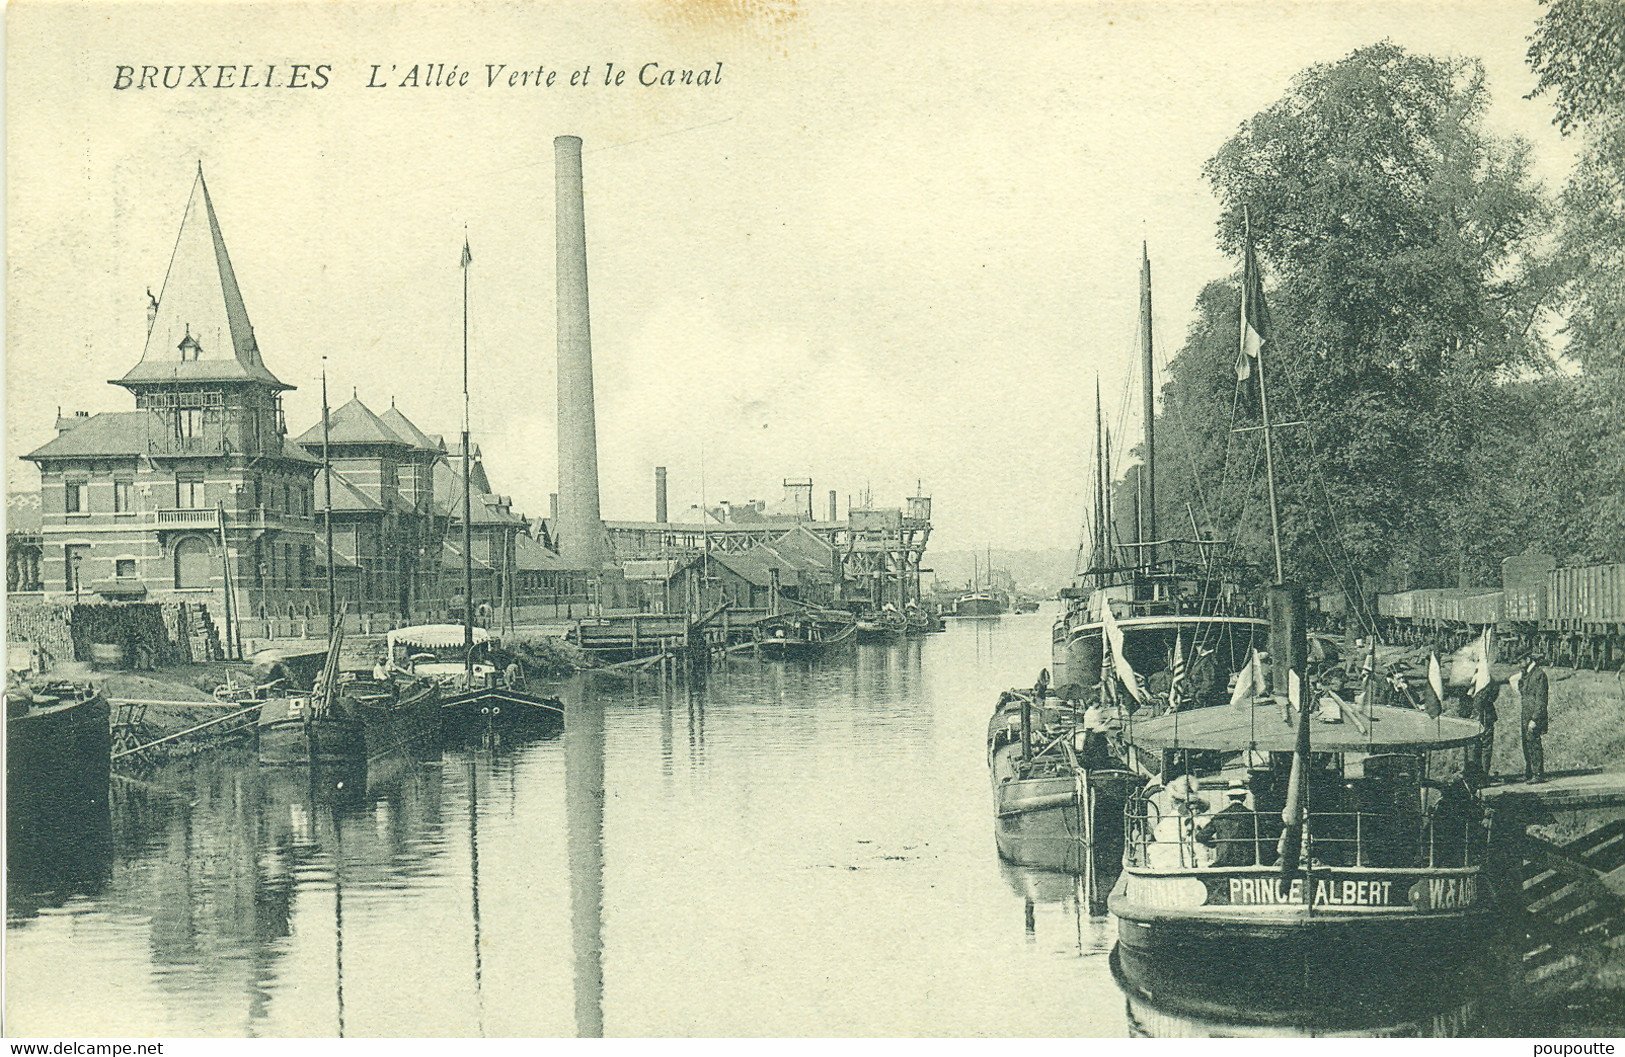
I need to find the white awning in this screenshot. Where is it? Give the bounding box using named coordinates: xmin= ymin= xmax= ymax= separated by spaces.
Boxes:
xmin=387 ymin=624 xmax=494 ymax=649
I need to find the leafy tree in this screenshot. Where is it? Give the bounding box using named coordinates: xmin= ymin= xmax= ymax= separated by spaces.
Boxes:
xmin=1528 ymin=0 xmax=1625 ymax=134
xmin=1188 ymin=43 xmax=1552 ymax=591
xmin=1527 ymin=0 xmax=1625 ymax=561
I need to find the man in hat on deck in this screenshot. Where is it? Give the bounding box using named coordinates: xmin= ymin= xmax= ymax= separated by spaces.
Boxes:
xmin=1196 ymin=784 xmax=1258 ymax=867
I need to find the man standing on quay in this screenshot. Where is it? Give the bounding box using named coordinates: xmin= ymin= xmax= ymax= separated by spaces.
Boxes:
xmin=1516 ymin=654 xmax=1549 ymax=784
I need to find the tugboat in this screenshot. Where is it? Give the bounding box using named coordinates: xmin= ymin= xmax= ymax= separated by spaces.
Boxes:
xmin=1104 ymin=226 xmax=1496 ymax=989
xmin=1108 ymin=664 xmax=1495 ymax=982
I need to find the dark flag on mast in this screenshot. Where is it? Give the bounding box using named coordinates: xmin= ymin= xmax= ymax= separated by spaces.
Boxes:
xmin=1235 ymin=216 xmax=1271 ymax=406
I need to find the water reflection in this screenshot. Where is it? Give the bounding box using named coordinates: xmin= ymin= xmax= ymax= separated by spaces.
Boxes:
xmin=8 ymin=612 xmax=1562 ymax=1036
xmin=566 ymin=676 xmax=605 ymax=1038
xmin=9 ymin=767 xmax=112 ymax=921
xmin=466 ymin=756 xmax=485 ymax=1036
xmin=1000 ymin=862 xmax=1116 ymax=959
xmin=1112 ymin=946 xmax=1488 ymax=1037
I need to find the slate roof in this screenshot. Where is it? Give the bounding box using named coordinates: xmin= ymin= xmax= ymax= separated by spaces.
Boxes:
xmin=24 ymin=412 xmax=168 ymax=460
xmin=379 ymin=403 xmax=440 ymax=453
xmin=311 ymin=536 xmax=360 ymax=570
xmin=515 ymin=532 xmax=563 ymax=572
xmin=116 ymin=167 xmax=290 ymax=392
xmin=294 ymin=396 xmax=412 ymax=449
xmin=313 ymin=468 xmax=383 ymax=512
xmin=24 ymin=411 xmax=318 ymax=466
xmin=440 ymin=539 xmax=495 ymax=573
xmin=672 ymin=551 xmax=802 ymax=590
xmin=433 ymin=461 xmax=506 ymax=520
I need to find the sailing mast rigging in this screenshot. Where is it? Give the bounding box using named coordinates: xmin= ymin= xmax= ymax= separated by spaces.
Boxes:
xmin=322 ymin=359 xmax=336 ymax=637
xmin=1140 ymin=242 xmax=1156 ymax=573
xmin=1241 ymin=206 xmax=1286 ymax=583
xmin=461 ymin=234 xmax=475 ymax=685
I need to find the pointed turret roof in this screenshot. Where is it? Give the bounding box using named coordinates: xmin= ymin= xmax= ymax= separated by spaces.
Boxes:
xmin=295 ymin=395 xmax=412 ymax=449
xmin=117 ymin=166 xmax=290 ymax=391
xmin=380 ymin=401 xmax=439 ymax=453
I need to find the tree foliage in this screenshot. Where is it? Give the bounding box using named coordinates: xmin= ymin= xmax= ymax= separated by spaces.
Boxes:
xmin=1145 ymin=43 xmax=1557 ymax=596
xmin=1528 ymin=0 xmax=1625 ymax=134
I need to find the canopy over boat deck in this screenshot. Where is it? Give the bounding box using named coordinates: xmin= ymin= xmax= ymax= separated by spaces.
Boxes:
xmin=1126 ymin=702 xmax=1482 ymax=754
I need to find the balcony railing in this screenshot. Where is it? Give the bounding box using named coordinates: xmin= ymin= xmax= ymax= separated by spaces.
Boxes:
xmin=152 ymin=507 xmax=313 ymax=531
xmin=155 ymin=508 xmax=216 ymax=526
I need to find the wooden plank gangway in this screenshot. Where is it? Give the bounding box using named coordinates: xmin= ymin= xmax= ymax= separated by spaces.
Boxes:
xmin=1482 ymin=770 xmax=1625 ymax=811
xmin=1484 ymin=768 xmax=1625 ymax=998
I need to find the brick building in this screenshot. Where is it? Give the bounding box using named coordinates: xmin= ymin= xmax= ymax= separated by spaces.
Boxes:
xmin=22 ymin=167 xmax=320 ymax=642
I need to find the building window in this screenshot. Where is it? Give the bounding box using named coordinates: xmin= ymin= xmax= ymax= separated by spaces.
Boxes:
xmin=177 ymin=407 xmax=202 ymax=441
xmin=115 ymin=558 xmax=137 ymax=579
xmin=113 ymin=479 xmax=133 ymax=515
xmin=176 ymin=474 xmax=205 ymax=510
xmin=65 ymin=481 xmax=86 ymax=515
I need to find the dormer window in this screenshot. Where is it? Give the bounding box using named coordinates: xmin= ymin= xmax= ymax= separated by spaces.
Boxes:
xmin=177 ymin=331 xmax=201 ymax=361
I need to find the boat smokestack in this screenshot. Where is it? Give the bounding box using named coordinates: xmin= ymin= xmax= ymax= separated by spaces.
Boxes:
xmin=828 ymin=490 xmax=838 ymax=522
xmin=654 ymin=466 xmax=668 ymax=524
xmin=1268 ymin=583 xmax=1308 ymax=700
xmin=555 ymin=134 xmax=606 ymax=569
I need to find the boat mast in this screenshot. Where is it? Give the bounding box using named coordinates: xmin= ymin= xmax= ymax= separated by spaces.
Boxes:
xmin=1104 ymin=423 xmax=1115 ymax=570
xmin=1094 ymin=377 xmax=1106 ymax=586
xmin=1244 ymin=207 xmax=1286 ymax=583
xmin=323 ymin=361 xmax=336 ymax=638
xmin=461 ymin=234 xmax=475 ymax=683
xmin=1140 ymin=242 xmax=1156 ymax=574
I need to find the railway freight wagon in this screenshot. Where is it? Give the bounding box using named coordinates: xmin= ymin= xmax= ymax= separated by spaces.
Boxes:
xmin=1371 ymin=555 xmax=1625 ymax=670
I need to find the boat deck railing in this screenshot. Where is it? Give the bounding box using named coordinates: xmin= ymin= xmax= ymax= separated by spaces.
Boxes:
xmin=1123 ymin=793 xmax=1488 ymax=872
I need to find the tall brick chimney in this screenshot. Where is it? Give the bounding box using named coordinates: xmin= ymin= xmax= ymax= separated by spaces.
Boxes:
xmin=555 ymin=135 xmax=606 ymax=569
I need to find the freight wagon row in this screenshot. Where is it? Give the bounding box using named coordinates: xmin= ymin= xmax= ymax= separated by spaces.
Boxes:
xmin=1365 ymin=556 xmax=1625 ymax=670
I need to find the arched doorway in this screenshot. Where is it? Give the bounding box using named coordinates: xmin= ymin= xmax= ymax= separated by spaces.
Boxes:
xmin=173 ymin=537 xmax=212 ymax=589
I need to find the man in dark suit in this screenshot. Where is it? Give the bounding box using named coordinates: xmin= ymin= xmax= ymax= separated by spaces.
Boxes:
xmin=1466 ymin=681 xmax=1498 ymax=785
xmin=1196 ymin=787 xmax=1259 ymax=867
xmin=1518 ymin=655 xmax=1549 ymax=784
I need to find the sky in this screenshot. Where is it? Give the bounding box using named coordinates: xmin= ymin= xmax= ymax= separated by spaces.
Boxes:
xmin=5 ymin=0 xmax=1578 ymax=553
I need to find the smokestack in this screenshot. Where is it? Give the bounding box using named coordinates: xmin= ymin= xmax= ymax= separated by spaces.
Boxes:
xmin=555 ymin=135 xmax=606 ymax=569
xmin=828 ymin=490 xmax=838 ymax=522
xmin=654 ymin=466 xmax=668 ymax=523
xmin=550 ymin=492 xmax=559 ymax=521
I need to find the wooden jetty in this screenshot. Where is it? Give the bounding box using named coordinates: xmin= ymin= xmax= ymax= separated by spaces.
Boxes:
xmin=570 ymin=614 xmax=697 ymax=660
xmin=1484 ymin=770 xmax=1625 ymax=1000
xmin=568 ymin=607 xmax=773 ymax=666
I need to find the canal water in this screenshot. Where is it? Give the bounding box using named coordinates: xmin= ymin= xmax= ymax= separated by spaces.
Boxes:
xmin=0 ymin=610 xmax=1541 ymax=1036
